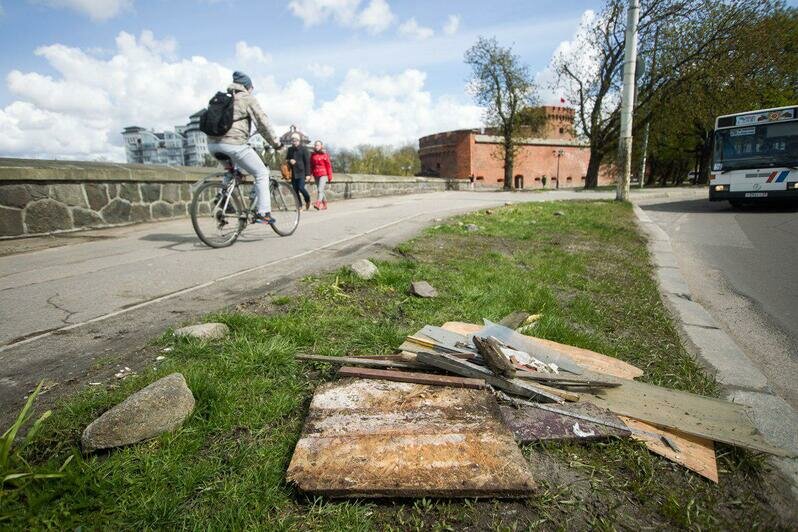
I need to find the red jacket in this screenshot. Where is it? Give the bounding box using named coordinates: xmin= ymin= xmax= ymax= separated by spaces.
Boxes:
xmin=310 ymin=150 xmax=333 ymax=181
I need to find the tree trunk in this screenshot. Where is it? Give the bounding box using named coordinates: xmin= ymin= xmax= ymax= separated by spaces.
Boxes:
xmin=584 ymin=150 xmax=603 ymax=189
xmin=504 ymin=143 xmax=514 ymax=191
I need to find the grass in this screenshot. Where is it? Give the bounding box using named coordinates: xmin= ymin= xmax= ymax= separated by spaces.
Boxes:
xmin=0 ymin=200 xmax=790 ymax=529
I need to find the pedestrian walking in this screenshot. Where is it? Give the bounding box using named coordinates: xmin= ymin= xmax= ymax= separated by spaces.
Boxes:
xmin=310 ymin=140 xmax=333 ymax=210
xmin=286 ymin=133 xmax=312 ymax=210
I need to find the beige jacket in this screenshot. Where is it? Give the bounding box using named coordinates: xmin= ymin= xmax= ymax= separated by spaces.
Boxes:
xmin=207 ymin=82 xmax=279 ymax=147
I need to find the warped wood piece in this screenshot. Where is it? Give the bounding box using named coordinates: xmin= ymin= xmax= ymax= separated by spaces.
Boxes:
xmin=621 ymin=416 xmax=718 ymax=483
xmin=296 ymin=354 xmax=417 ymax=370
xmin=473 ymin=336 xmax=516 ymax=377
xmin=580 ymin=378 xmax=795 ymax=457
xmin=443 ymin=322 xmax=644 ymax=380
xmin=338 ymin=366 xmax=486 ymax=389
xmin=514 ymin=367 xmax=621 ymax=388
xmin=500 ymin=403 xmax=630 ymax=443
xmin=287 ymin=379 xmax=537 ymax=497
xmin=498 ymin=311 xmax=531 ymax=330
xmin=415 ymin=351 xmax=565 ymax=403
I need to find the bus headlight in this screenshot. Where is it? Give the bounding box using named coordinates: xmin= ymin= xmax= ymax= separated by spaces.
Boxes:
xmin=714 ymin=185 xmax=726 ymax=192
xmin=788 ymin=182 xmax=798 ymax=190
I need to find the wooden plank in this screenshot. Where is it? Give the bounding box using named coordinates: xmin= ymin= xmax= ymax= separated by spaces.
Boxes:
xmin=500 ymin=403 xmax=630 ymax=443
xmin=514 ymin=366 xmax=621 ymax=388
xmin=473 ymin=336 xmax=516 ymax=377
xmin=580 ymin=377 xmax=795 ymax=457
xmin=621 ymin=416 xmax=718 ymax=483
xmin=498 ymin=311 xmax=531 ymax=330
xmin=296 ymin=354 xmax=418 ymax=370
xmin=337 ymin=366 xmax=486 ymax=389
xmin=443 ymin=322 xmax=644 ymax=380
xmin=415 ymin=351 xmax=565 ymax=403
xmin=286 ymin=379 xmax=537 ymax=497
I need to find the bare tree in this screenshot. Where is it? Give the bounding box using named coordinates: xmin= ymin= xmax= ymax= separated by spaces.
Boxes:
xmin=553 ymin=0 xmax=777 ymax=188
xmin=465 ymin=37 xmax=538 ymax=190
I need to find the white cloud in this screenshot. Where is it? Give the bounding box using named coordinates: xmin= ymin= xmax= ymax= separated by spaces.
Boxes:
xmin=287 ymin=0 xmax=394 ymax=33
xmin=31 ymin=0 xmax=133 ymax=21
xmin=0 ymin=30 xmax=482 ymax=161
xmin=235 ymin=41 xmax=272 ymax=65
xmin=443 ymin=14 xmax=460 ymax=35
xmin=307 ymin=62 xmax=335 ymax=79
xmin=398 ymin=18 xmax=434 ymax=40
xmin=356 ymin=0 xmax=394 ymax=34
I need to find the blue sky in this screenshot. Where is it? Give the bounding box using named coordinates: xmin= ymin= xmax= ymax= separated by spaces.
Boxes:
xmin=1 ymin=0 xmax=790 ymax=161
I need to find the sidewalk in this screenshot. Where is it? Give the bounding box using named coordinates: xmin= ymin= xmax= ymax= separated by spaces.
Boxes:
xmin=633 ymin=203 xmax=798 ymax=500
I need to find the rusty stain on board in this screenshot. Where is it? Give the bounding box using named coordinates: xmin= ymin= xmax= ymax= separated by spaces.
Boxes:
xmin=499 ymin=403 xmax=630 ymax=443
xmin=286 ymin=378 xmax=537 ymax=497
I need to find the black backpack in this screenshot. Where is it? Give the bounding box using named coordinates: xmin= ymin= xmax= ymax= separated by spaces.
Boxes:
xmin=199 ymin=91 xmax=244 ymax=136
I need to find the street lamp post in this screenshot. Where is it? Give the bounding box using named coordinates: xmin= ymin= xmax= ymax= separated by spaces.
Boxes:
xmin=553 ymin=149 xmax=564 ymax=189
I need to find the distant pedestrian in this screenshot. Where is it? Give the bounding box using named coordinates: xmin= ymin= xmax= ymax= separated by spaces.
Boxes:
xmin=469 ymin=174 xmax=475 ymax=190
xmin=310 ymin=140 xmax=333 ymax=210
xmin=286 ymin=133 xmax=311 ymax=210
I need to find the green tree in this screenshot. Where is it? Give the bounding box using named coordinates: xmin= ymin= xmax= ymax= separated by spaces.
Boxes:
xmin=465 ymin=36 xmax=539 ymax=190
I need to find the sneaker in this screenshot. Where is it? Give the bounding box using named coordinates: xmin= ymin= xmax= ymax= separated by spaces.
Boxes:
xmin=313 ymin=201 xmax=320 ymax=210
xmin=253 ymin=212 xmax=276 ymax=225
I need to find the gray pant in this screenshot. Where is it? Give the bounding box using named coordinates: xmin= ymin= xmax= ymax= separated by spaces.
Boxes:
xmin=207 ymin=142 xmax=271 ymax=214
xmin=314 ymin=176 xmax=328 ymax=202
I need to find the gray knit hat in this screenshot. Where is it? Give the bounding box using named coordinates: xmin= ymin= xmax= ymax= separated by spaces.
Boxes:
xmin=232 ymin=71 xmax=253 ymax=90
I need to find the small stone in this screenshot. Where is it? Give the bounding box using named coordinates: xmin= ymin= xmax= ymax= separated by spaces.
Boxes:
xmin=173 ymin=322 xmax=229 ymax=340
xmin=162 ymin=347 xmax=173 ymax=353
xmin=433 ymin=218 xmax=443 ymax=222
xmin=350 ymin=259 xmax=378 ymax=280
xmin=81 ymin=373 xmax=195 ymax=452
xmin=410 ymin=280 xmax=438 ymax=298
xmin=504 ymin=201 xmax=513 ymax=206
xmin=485 ymin=209 xmax=494 ymax=215
xmin=89 ymin=382 xmax=102 ymax=386
xmin=155 ymin=356 xmax=166 ymax=361
xmin=554 ymin=211 xmax=565 ymax=216
xmin=465 ymin=224 xmax=479 ymax=232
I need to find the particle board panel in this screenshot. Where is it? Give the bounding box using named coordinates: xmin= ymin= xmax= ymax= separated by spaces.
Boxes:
xmin=442 ymin=322 xmax=644 ymax=380
xmin=621 ymin=416 xmax=718 ymax=483
xmin=287 ymin=379 xmax=537 ymax=497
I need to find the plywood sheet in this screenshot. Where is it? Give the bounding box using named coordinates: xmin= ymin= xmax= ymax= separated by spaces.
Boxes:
xmin=442 ymin=322 xmax=643 ymax=379
xmin=581 ymin=378 xmax=793 ymax=457
xmin=621 ymin=417 xmax=718 ymax=483
xmin=287 ymin=379 xmax=537 ymax=497
xmin=500 ymin=403 xmax=630 ymax=443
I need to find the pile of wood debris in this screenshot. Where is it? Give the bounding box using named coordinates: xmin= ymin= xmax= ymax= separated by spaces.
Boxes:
xmin=287 ymin=314 xmax=795 ymax=498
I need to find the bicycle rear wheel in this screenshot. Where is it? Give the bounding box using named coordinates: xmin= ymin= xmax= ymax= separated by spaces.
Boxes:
xmin=190 ymin=180 xmax=246 ymax=248
xmin=268 ymin=179 xmax=301 ymax=236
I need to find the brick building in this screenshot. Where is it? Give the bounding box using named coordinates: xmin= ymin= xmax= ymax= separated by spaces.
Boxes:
xmin=418 ymin=106 xmax=613 ymax=189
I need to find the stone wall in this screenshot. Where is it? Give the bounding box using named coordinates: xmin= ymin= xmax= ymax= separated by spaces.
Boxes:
xmin=0 ymin=158 xmax=462 ymax=238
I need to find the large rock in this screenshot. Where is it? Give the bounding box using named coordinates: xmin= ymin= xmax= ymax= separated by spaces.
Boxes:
xmin=119 ymin=183 xmax=142 ymax=203
xmin=0 ymin=206 xmax=24 ymax=236
xmin=24 ymin=199 xmax=72 ymax=233
xmin=350 ymin=259 xmax=378 ymax=280
xmin=72 ymin=208 xmax=104 ymax=228
xmin=81 ymin=373 xmax=195 ymax=452
xmin=101 ymin=198 xmax=131 ymax=223
xmin=84 ymin=183 xmax=109 ymax=210
xmin=162 ymin=184 xmax=181 ymax=203
xmin=140 ymin=183 xmax=161 ymax=202
xmin=410 ymin=280 xmax=438 ymax=298
xmin=0 ymin=184 xmax=32 ymax=208
xmin=174 ymin=322 xmax=229 ymax=340
xmin=51 ymin=184 xmax=87 ymax=207
xmin=151 ymin=201 xmax=173 ymax=219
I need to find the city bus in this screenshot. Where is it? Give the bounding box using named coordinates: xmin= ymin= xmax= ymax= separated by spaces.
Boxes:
xmin=709 ymin=105 xmax=798 ymax=206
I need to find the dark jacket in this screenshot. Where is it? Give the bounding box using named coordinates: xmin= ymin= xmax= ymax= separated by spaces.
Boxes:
xmin=287 ymin=145 xmax=311 ymax=180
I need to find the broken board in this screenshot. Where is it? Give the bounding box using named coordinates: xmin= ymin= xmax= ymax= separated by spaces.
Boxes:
xmin=443 ymin=322 xmax=644 ymax=379
xmin=500 ymin=403 xmax=630 ymax=443
xmin=337 ymin=366 xmax=486 ymax=389
xmin=621 ymin=416 xmax=718 ymax=483
xmin=286 ymin=378 xmax=537 ymax=497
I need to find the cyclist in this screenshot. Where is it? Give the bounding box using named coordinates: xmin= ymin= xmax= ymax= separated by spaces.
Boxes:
xmin=206 ymin=71 xmax=282 ymax=225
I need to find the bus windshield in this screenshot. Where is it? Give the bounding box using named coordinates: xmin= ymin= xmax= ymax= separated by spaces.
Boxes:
xmin=713 ymin=121 xmax=798 ymax=171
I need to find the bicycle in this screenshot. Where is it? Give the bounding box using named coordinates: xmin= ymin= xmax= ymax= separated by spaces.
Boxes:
xmin=190 ymin=152 xmax=301 ymax=248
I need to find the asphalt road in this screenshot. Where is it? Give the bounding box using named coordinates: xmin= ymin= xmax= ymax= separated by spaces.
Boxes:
xmin=639 ymin=198 xmax=798 ymax=408
xmin=1 ymin=189 xmax=615 ymax=419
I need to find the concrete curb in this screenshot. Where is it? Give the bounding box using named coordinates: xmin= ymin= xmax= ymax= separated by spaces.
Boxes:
xmin=632 ymin=204 xmax=798 ymax=498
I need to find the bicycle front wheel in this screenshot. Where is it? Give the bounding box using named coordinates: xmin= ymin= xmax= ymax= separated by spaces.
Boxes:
xmin=268 ymin=179 xmax=301 ymax=236
xmin=190 ymin=180 xmax=246 ymax=248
